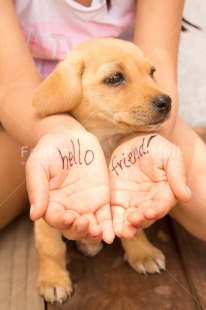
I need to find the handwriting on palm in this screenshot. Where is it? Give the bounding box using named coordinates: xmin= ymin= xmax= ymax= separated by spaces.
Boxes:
xmin=110 ymin=154 xmax=176 ymax=217
xmin=26 ymin=132 xmax=114 ymax=243
xmin=109 ymin=135 xmax=187 ymax=234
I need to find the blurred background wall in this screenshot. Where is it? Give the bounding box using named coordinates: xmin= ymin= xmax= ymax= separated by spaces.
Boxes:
xmin=178 ymin=0 xmax=206 ymax=127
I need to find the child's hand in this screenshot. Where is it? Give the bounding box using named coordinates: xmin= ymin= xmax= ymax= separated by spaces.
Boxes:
xmin=109 ymin=134 xmax=191 ymax=238
xmin=26 ymin=129 xmax=114 ymax=244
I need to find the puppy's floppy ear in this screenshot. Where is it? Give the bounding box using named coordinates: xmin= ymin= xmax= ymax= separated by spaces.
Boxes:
xmin=33 ymin=56 xmax=85 ymax=116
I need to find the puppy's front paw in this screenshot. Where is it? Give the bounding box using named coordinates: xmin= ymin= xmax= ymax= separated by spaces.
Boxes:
xmin=124 ymin=245 xmax=166 ymax=275
xmin=121 ymin=231 xmax=166 ymax=275
xmin=37 ymin=271 xmax=73 ymax=304
xmin=38 ymin=284 xmax=72 ymax=305
xmin=76 ymin=240 xmax=103 ymax=257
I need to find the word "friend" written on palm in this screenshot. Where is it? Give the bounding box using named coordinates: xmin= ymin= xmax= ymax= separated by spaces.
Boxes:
xmin=111 ymin=135 xmax=157 ymax=176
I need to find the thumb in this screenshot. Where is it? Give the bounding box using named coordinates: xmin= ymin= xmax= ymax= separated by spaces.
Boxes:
xmin=166 ymin=150 xmax=191 ymax=202
xmin=95 ymin=204 xmax=115 ymax=244
xmin=26 ymin=159 xmax=49 ymax=220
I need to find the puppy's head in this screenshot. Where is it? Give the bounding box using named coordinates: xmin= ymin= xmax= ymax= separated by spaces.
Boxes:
xmin=33 ymin=38 xmax=171 ymax=133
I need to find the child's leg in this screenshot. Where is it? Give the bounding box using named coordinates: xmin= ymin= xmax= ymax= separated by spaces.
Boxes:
xmin=169 ymin=117 xmax=206 ymax=241
xmin=0 ymin=126 xmax=28 ymax=229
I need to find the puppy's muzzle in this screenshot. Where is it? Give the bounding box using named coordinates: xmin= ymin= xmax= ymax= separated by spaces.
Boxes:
xmin=152 ymin=95 xmax=172 ymax=115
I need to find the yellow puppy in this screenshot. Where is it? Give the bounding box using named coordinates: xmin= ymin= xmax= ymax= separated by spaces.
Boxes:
xmin=33 ymin=38 xmax=171 ymax=304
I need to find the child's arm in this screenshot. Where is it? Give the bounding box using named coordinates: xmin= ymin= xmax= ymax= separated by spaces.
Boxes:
xmin=0 ymin=0 xmax=114 ymax=244
xmin=134 ymin=0 xmax=185 ymax=138
xmin=109 ymin=0 xmax=189 ymax=238
xmin=0 ymin=0 xmax=84 ymax=146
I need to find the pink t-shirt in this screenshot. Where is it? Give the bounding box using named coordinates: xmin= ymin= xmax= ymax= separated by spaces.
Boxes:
xmin=14 ymin=0 xmax=136 ymax=77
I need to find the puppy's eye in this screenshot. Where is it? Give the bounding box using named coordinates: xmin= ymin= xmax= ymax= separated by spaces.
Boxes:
xmin=150 ymin=67 xmax=156 ymax=78
xmin=104 ymin=73 xmax=125 ymax=85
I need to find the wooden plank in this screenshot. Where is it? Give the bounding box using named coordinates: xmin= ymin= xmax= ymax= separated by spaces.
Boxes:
xmin=170 ymin=219 xmax=206 ymax=310
xmin=48 ymin=219 xmax=197 ymax=310
xmin=0 ymin=217 xmax=16 ymax=309
xmin=0 ymin=213 xmax=45 ymax=310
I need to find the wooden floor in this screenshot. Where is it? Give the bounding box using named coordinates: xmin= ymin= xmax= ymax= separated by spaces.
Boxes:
xmin=0 ymin=128 xmax=206 ymax=310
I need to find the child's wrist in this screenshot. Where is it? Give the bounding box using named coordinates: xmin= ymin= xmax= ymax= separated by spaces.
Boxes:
xmin=34 ymin=113 xmax=86 ymax=142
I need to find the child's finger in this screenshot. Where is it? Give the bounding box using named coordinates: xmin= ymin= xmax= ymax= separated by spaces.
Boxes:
xmin=26 ymin=159 xmax=49 ymax=221
xmin=62 ymin=215 xmax=90 ymax=240
xmin=166 ymin=152 xmax=192 ymax=202
xmin=95 ymin=204 xmax=115 ymax=244
xmin=120 ymin=208 xmax=140 ymax=238
xmin=127 ymin=211 xmax=145 ymax=226
xmin=121 ymin=224 xmax=140 ymax=238
xmin=44 ymin=201 xmax=77 ymax=230
xmin=111 ymin=205 xmax=125 ymax=238
xmin=84 ymin=213 xmax=103 ymax=244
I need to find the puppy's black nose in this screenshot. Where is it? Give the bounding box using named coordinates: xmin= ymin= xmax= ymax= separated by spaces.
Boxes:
xmin=152 ymin=95 xmax=171 ymax=114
